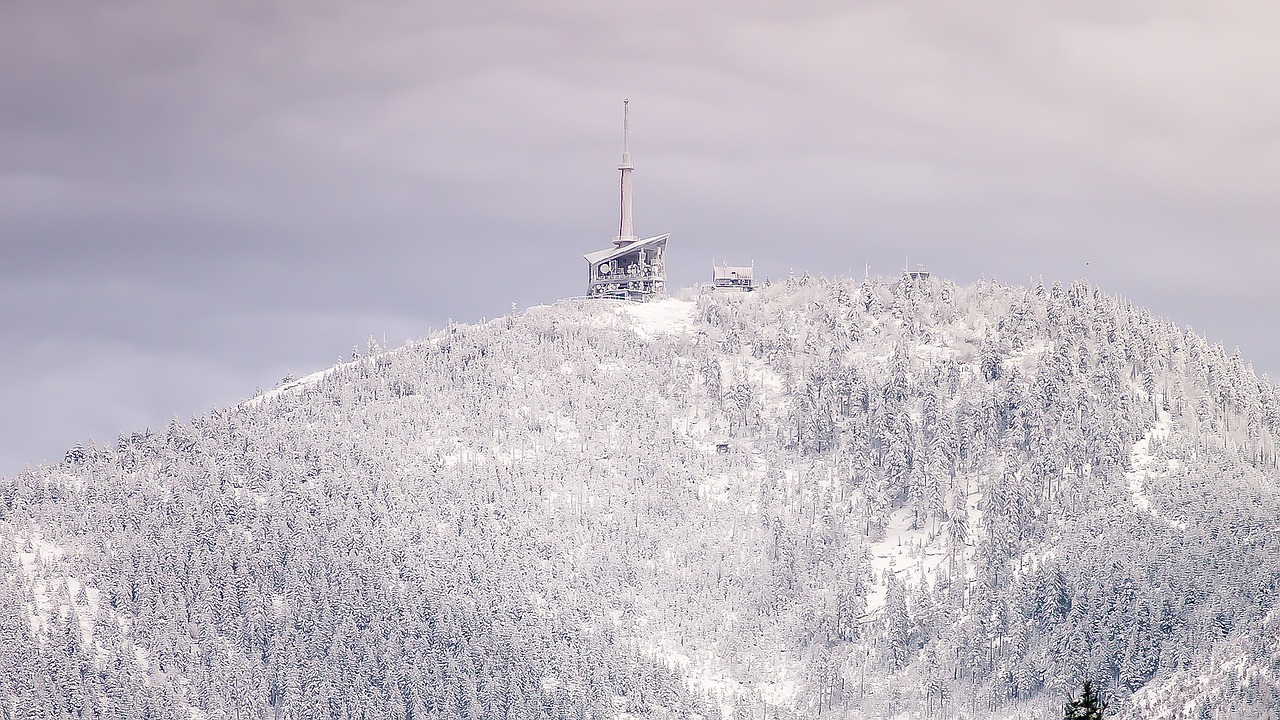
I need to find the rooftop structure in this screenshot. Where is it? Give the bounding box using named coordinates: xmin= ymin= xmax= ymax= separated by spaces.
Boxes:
xmin=903 ymin=264 xmax=931 ymax=281
xmin=711 ymin=262 xmax=755 ymax=291
xmin=584 ymin=100 xmax=668 ymax=301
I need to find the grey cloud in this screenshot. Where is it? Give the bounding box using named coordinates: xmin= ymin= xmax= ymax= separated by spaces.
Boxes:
xmin=2 ymin=0 xmax=1279 ymax=474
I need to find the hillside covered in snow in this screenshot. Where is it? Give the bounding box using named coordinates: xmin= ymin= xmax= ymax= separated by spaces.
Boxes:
xmin=5 ymin=274 xmax=1280 ymax=719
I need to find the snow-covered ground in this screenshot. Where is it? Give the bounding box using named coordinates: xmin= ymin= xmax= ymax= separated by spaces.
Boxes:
xmin=1124 ymin=609 xmax=1280 ymax=719
xmin=244 ymin=298 xmax=695 ymax=409
xmin=631 ymin=591 xmax=800 ymax=719
xmin=14 ymin=533 xmax=63 ymax=638
xmin=1126 ymin=406 xmax=1187 ymax=530
xmin=864 ymin=487 xmax=982 ymax=616
xmin=618 ymin=298 xmax=695 ymax=338
xmin=12 ymin=529 xmax=108 ymax=663
xmin=1004 ymin=339 xmax=1051 ymax=373
xmin=244 ymin=367 xmax=332 ymax=407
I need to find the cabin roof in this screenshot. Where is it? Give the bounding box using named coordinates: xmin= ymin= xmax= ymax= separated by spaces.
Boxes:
xmin=584 ymin=233 xmax=670 ymax=265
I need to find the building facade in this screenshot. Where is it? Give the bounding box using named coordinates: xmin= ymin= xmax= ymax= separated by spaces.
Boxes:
xmin=584 ymin=100 xmax=669 ymax=301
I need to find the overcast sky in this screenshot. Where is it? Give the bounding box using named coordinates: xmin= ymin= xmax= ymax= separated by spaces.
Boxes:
xmin=3 ymin=0 xmax=1279 ymax=474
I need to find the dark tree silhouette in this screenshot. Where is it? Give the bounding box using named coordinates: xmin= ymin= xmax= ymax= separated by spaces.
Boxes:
xmin=1064 ymin=680 xmax=1108 ymax=720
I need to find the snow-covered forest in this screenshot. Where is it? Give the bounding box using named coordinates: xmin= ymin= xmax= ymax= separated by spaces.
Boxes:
xmin=5 ymin=274 xmax=1280 ymax=719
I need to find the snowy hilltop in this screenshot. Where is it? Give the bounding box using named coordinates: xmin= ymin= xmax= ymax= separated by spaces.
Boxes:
xmin=5 ymin=274 xmax=1280 ymax=719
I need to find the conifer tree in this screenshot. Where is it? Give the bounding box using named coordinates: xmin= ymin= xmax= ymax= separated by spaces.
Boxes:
xmin=1063 ymin=680 xmax=1107 ymax=720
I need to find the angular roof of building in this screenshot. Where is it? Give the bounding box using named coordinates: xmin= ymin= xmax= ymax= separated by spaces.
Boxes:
xmin=583 ymin=233 xmax=670 ymax=265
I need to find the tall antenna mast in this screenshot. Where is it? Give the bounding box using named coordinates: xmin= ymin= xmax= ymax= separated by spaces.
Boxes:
xmin=615 ymin=98 xmax=637 ymax=247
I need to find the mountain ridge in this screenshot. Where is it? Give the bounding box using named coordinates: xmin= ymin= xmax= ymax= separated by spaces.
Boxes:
xmin=5 ymin=274 xmax=1280 ymax=719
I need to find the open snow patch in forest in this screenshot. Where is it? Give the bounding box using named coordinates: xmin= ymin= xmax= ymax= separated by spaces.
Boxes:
xmin=618 ymin=299 xmax=694 ymax=339
xmin=1004 ymin=340 xmax=1050 ymax=372
xmin=13 ymin=531 xmax=104 ymax=651
xmin=864 ymin=488 xmax=981 ymax=617
xmin=913 ymin=342 xmax=954 ymax=363
xmin=14 ymin=532 xmax=65 ymax=636
xmin=1126 ymin=406 xmax=1187 ymax=530
xmin=629 ymin=591 xmax=801 ymax=718
xmin=740 ymin=356 xmax=786 ymax=406
xmin=631 ymin=597 xmax=741 ymax=717
xmin=864 ymin=507 xmax=947 ymax=616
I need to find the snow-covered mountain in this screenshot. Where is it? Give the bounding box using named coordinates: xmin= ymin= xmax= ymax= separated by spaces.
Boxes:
xmin=5 ymin=274 xmax=1280 ymax=719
